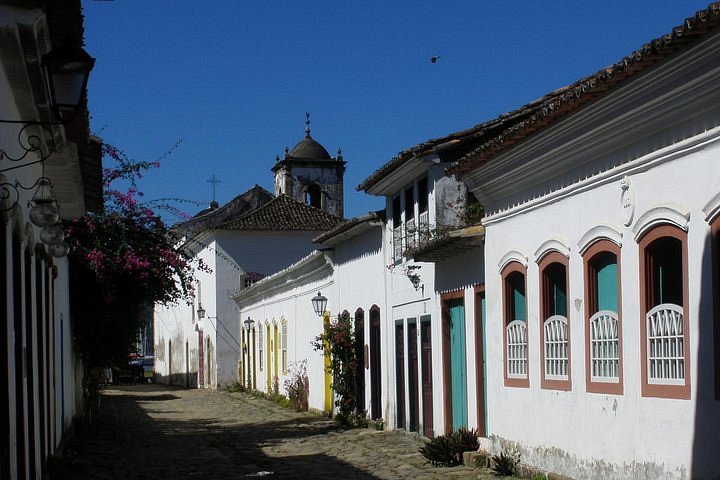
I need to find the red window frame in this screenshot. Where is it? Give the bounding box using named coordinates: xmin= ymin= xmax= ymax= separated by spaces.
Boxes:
xmin=538 ymin=251 xmax=571 ymax=391
xmin=638 ymin=224 xmax=690 ymax=399
xmin=583 ymin=240 xmax=623 ymax=395
xmin=502 ymin=261 xmax=529 ymax=388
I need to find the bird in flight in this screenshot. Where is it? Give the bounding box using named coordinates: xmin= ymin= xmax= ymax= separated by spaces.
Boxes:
xmin=430 ymin=56 xmax=441 ymax=63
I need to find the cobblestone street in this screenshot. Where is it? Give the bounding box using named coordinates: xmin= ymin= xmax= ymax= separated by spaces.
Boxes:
xmin=62 ymin=384 xmax=497 ymax=479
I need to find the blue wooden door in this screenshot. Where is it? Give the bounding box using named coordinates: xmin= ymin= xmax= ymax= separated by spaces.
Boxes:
xmin=449 ymin=300 xmax=468 ymax=429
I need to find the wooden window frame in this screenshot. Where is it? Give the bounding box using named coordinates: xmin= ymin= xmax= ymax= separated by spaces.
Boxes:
xmin=639 ymin=224 xmax=690 ymax=399
xmin=583 ymin=240 xmax=623 ymax=395
xmin=538 ymin=251 xmax=571 ymax=391
xmin=501 ymin=262 xmax=529 ymax=388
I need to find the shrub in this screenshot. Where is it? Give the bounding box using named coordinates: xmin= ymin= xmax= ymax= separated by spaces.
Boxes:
xmin=226 ymin=382 xmax=245 ymax=393
xmin=419 ymin=434 xmax=461 ymax=467
xmin=419 ymin=427 xmax=479 ymax=467
xmin=491 ymin=448 xmax=521 ymax=477
xmin=283 ymin=360 xmax=309 ymax=411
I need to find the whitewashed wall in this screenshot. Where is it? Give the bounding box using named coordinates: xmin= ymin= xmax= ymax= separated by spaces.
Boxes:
xmin=237 ymin=253 xmax=334 ymax=412
xmin=154 ymin=230 xmax=323 ymax=389
xmin=481 ymin=128 xmax=720 ymax=480
xmin=333 ymin=225 xmax=386 ymax=418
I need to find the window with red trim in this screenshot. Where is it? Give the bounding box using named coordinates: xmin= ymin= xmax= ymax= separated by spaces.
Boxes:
xmin=502 ymin=262 xmax=528 ymax=387
xmin=639 ymin=224 xmax=690 ymax=399
xmin=583 ymin=240 xmax=623 ymax=395
xmin=539 ymin=252 xmax=571 ymax=390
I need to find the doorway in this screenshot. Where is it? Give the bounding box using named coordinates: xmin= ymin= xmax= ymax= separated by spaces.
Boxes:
xmin=475 ymin=288 xmax=487 ymax=436
xmin=443 ymin=292 xmax=468 ymax=432
xmin=369 ymin=306 xmax=382 ymax=420
xmin=408 ymin=319 xmax=419 ymax=432
xmin=354 ymin=308 xmax=365 ymax=413
xmin=395 ymin=321 xmax=405 ymax=429
xmin=420 ymin=315 xmax=433 ymax=437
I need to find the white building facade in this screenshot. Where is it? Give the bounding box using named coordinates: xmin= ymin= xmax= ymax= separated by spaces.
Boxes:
xmin=453 ymin=9 xmax=720 ymax=479
xmin=1 ymin=2 xmax=101 ymax=479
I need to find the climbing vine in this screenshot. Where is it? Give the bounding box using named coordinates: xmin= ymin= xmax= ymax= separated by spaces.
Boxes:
xmin=312 ymin=312 xmax=365 ymax=426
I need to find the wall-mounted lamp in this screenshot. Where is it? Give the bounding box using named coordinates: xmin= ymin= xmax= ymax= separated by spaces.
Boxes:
xmin=0 ymin=40 xmax=95 ymax=170
xmin=196 ymin=304 xmax=206 ymax=319
xmin=243 ymin=316 xmax=255 ymax=331
xmin=0 ymin=176 xmax=69 ymax=257
xmin=405 ymin=265 xmax=422 ymax=290
xmin=311 ymin=291 xmax=328 ymax=317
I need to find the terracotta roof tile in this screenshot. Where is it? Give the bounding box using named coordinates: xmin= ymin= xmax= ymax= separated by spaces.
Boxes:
xmin=313 ymin=210 xmax=385 ymax=244
xmin=217 ymin=194 xmax=343 ymax=231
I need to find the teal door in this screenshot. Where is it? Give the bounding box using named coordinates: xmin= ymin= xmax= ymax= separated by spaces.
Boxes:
xmin=449 ymin=300 xmax=468 ymax=430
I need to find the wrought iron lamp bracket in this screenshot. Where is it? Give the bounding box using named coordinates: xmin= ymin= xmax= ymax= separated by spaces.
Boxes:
xmin=0 ymin=176 xmax=54 ymax=213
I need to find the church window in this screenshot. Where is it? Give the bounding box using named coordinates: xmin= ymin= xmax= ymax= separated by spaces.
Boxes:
xmin=305 ymin=184 xmax=322 ymax=209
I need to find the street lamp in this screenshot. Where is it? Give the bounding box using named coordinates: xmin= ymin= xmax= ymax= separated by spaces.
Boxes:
xmin=42 ymin=41 xmax=96 ymax=123
xmin=196 ymin=304 xmax=206 ymax=320
xmin=311 ymin=291 xmax=328 ymax=317
xmin=1 ymin=40 xmax=95 ymax=168
xmin=243 ymin=317 xmax=255 ymax=331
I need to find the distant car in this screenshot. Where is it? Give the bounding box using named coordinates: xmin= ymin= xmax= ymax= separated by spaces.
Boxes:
xmin=128 ymin=355 xmax=155 ymax=384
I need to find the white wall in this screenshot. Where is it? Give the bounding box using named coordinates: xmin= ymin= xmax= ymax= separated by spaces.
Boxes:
xmin=481 ymin=132 xmax=720 ymax=480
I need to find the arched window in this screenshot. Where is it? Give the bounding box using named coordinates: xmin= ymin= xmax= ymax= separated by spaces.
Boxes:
xmin=639 ymin=224 xmax=690 ymax=399
xmin=538 ymin=251 xmax=571 ymax=390
xmin=502 ymin=261 xmax=528 ymax=387
xmin=583 ymin=239 xmax=623 ymax=394
xmin=305 ymin=184 xmax=322 ymax=209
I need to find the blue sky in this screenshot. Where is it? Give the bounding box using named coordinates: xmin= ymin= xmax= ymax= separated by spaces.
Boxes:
xmin=83 ymin=0 xmax=712 ymax=221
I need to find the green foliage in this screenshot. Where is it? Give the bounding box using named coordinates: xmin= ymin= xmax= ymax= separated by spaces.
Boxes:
xmin=311 ymin=312 xmax=363 ymax=422
xmin=491 ymin=448 xmax=521 ymax=477
xmin=283 ymin=360 xmax=310 ymax=412
xmin=419 ymin=427 xmax=479 ymax=467
xmin=226 ymin=382 xmax=246 ymax=393
xmin=66 ymin=143 xmax=203 ymax=369
xmin=246 ymin=386 xmax=290 ymax=409
xmin=334 ymin=411 xmax=369 ymax=429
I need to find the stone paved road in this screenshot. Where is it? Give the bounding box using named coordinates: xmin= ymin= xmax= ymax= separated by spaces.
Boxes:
xmin=61 ymin=384 xmax=499 ymax=479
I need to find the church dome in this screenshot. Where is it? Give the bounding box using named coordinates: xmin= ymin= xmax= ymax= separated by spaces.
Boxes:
xmin=288 ymin=134 xmax=332 ymax=161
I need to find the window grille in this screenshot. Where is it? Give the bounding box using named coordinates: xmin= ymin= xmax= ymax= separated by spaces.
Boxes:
xmin=405 ymin=217 xmax=416 ymax=250
xmin=506 ymin=320 xmax=528 ymax=378
xmin=544 ymin=315 xmax=569 ymax=380
xmin=647 ymin=303 xmax=684 ymax=384
xmin=393 ymin=224 xmax=403 ymax=260
xmin=589 ymin=311 xmax=619 ymax=382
